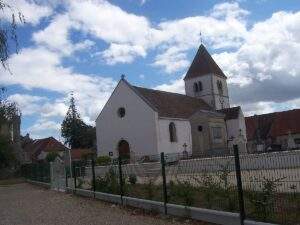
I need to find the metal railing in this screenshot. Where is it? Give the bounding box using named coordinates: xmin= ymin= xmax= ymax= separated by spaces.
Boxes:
xmin=68 ymin=147 xmax=300 ymax=225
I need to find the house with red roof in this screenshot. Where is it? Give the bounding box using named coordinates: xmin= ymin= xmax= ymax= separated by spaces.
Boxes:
xmin=22 ymin=135 xmax=69 ymax=163
xmin=245 ymin=109 xmax=300 ymax=153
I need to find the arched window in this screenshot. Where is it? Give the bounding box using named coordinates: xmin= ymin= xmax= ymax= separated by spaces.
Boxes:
xmin=217 ymin=80 xmax=223 ymax=94
xmin=169 ymin=122 xmax=177 ymax=142
xmin=198 ymin=81 xmax=203 ymax=91
xmin=193 ymin=82 xmax=198 ymax=92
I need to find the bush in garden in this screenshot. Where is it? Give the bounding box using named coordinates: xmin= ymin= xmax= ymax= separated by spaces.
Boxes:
xmin=247 ymin=177 xmax=283 ymax=221
xmin=217 ymin=162 xmax=237 ymax=211
xmin=194 ymin=172 xmax=218 ymax=208
xmin=45 ymin=152 xmax=60 ymax=162
xmin=96 ymin=156 xmax=111 ymax=166
xmin=128 ymin=174 xmax=137 ymax=185
xmin=95 ymin=167 xmax=119 ymax=194
xmin=77 ymin=177 xmax=84 ymax=189
xmin=145 ymin=179 xmax=155 ymax=200
xmin=168 ymin=179 xmax=195 ymax=206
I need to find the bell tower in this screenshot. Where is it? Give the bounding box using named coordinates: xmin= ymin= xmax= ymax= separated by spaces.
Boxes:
xmin=184 ymin=44 xmax=230 ymax=110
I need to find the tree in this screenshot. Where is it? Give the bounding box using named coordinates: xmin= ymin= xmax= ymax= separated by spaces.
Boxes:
xmin=45 ymin=152 xmax=59 ymax=162
xmin=61 ymin=95 xmax=96 ymax=149
xmin=0 ymin=135 xmax=15 ymax=168
xmin=0 ymin=88 xmax=20 ymax=124
xmin=0 ymin=1 xmax=25 ymax=70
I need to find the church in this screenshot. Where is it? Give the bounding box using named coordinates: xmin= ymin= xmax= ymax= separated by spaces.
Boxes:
xmin=96 ymin=44 xmax=247 ymax=160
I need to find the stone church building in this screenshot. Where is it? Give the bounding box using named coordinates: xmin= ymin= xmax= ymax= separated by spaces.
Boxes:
xmin=96 ymin=44 xmax=247 ymax=160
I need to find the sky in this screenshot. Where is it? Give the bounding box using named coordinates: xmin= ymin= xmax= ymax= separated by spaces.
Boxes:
xmin=0 ymin=0 xmax=300 ymax=141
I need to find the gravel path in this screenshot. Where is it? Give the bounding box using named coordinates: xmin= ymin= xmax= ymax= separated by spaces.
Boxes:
xmin=0 ymin=183 xmax=213 ymax=225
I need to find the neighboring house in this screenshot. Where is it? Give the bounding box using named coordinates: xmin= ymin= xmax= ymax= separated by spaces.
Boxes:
xmin=246 ymin=109 xmax=300 ymax=153
xmin=96 ymin=44 xmax=247 ymax=159
xmin=22 ymin=136 xmax=69 ymax=162
xmin=0 ymin=113 xmax=24 ymax=163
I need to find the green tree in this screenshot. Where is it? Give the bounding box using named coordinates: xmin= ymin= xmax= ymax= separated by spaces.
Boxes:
xmin=0 ymin=1 xmax=25 ymax=70
xmin=0 ymin=135 xmax=15 ymax=168
xmin=45 ymin=152 xmax=60 ymax=162
xmin=61 ymin=95 xmax=96 ymax=149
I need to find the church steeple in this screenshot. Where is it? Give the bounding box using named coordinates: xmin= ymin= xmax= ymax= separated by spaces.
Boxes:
xmin=184 ymin=44 xmax=226 ymax=80
xmin=184 ymin=44 xmax=230 ymax=110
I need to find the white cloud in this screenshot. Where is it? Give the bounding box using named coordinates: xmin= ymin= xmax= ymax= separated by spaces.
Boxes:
xmin=101 ymin=43 xmax=147 ymax=64
xmin=0 ymin=47 xmax=117 ymax=125
xmin=211 ymin=2 xmax=250 ymax=20
xmin=154 ymin=76 xmax=185 ymax=94
xmin=1 ymin=0 xmax=52 ymax=25
xmin=32 ymin=14 xmax=94 ymax=56
xmin=152 ymin=47 xmax=190 ymax=74
xmin=24 ymin=118 xmax=61 ymax=139
xmin=7 ymin=94 xmax=47 ymax=116
xmin=34 ymin=1 xmax=247 ymax=71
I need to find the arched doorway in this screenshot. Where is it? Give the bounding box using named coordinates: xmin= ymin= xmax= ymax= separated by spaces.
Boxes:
xmin=118 ymin=140 xmax=130 ymax=160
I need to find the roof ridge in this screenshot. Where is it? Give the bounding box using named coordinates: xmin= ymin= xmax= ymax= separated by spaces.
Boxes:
xmin=133 ymin=85 xmax=204 ymax=101
xmin=246 ymin=108 xmax=300 ymax=118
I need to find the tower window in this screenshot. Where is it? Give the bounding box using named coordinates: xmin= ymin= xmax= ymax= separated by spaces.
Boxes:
xmin=169 ymin=122 xmax=177 ymax=142
xmin=198 ymin=81 xmax=203 ymax=91
xmin=118 ymin=107 xmax=126 ymax=118
xmin=217 ymin=80 xmax=223 ymax=94
xmin=193 ymin=83 xmax=198 ymax=92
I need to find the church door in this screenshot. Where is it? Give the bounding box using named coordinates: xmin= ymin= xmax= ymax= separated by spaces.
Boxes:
xmin=118 ymin=140 xmax=130 ymax=161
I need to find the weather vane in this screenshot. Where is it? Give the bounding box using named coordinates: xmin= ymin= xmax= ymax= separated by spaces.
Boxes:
xmin=200 ymin=31 xmax=203 ymax=44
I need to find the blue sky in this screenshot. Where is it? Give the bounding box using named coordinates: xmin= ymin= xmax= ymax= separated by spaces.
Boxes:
xmin=1 ymin=0 xmax=300 ymax=140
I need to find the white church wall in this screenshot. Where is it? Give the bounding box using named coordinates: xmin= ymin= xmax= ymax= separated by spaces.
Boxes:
xmin=226 ymin=110 xmax=247 ymax=154
xmin=212 ymin=75 xmax=230 ymax=110
xmin=96 ymin=80 xmax=158 ymax=158
xmin=157 ymin=118 xmax=192 ymax=154
xmin=184 ymin=75 xmax=214 ymax=107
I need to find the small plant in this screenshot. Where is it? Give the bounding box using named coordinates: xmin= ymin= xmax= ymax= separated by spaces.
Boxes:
xmin=145 ymin=179 xmax=155 ymax=200
xmin=77 ymin=178 xmax=84 ymax=189
xmin=95 ymin=167 xmax=119 ymax=194
xmin=169 ymin=178 xmax=195 ymax=206
xmin=128 ymin=174 xmax=137 ymax=185
xmin=247 ymin=177 xmax=283 ymax=221
xmin=45 ymin=152 xmax=60 ymax=162
xmin=194 ymin=172 xmax=218 ymax=208
xmin=96 ymin=156 xmax=111 ymax=166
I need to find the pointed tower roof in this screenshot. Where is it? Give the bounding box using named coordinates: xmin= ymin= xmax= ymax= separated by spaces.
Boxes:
xmin=184 ymin=44 xmax=226 ymax=80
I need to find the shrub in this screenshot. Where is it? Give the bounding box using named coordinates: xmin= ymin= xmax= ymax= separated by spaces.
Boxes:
xmin=95 ymin=167 xmax=119 ymax=194
xmin=96 ymin=156 xmax=111 ymax=166
xmin=77 ymin=177 xmax=84 ymax=189
xmin=45 ymin=152 xmax=60 ymax=162
xmin=128 ymin=174 xmax=137 ymax=185
xmin=169 ymin=179 xmax=195 ymax=206
xmin=145 ymin=179 xmax=155 ymax=200
xmin=0 ymin=135 xmax=16 ymax=168
xmin=247 ymin=177 xmax=283 ymax=221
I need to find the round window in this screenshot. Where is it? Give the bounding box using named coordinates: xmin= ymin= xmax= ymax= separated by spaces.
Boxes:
xmin=118 ymin=107 xmax=126 ymax=118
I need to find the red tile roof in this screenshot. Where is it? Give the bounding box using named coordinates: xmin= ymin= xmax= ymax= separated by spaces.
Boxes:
xmin=23 ymin=137 xmax=69 ymax=161
xmin=245 ymin=109 xmax=300 ymax=140
xmin=132 ymin=86 xmax=212 ymax=119
xmin=184 ymin=44 xmax=227 ymax=80
xmin=70 ymin=148 xmax=95 ymax=160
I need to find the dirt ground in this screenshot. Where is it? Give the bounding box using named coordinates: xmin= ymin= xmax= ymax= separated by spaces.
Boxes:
xmin=0 ymin=182 xmax=214 ymax=225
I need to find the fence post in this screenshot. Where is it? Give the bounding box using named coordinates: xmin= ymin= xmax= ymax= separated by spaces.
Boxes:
xmin=65 ymin=165 xmax=68 ymax=188
xmin=233 ymin=144 xmax=246 ymax=225
xmin=160 ymin=152 xmax=168 ymax=215
xmin=73 ymin=162 xmax=77 ymax=193
xmin=91 ymin=158 xmax=96 ymax=198
xmin=118 ymin=156 xmax=124 ymax=205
